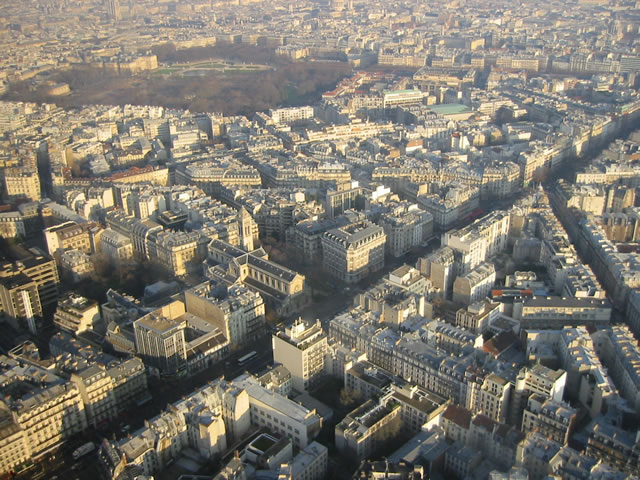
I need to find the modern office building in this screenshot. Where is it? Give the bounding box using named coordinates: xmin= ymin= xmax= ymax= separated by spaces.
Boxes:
xmin=234 ymin=374 xmax=322 ymax=448
xmin=273 ymin=319 xmax=328 ymax=392
xmin=53 ymin=293 xmax=101 ymax=334
xmin=133 ymin=301 xmax=188 ymax=374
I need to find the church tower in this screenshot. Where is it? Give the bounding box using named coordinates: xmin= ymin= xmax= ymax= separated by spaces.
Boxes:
xmin=238 ymin=207 xmax=257 ymax=252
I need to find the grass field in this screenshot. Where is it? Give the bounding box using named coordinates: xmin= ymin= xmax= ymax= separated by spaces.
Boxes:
xmin=152 ymin=59 xmax=272 ymax=77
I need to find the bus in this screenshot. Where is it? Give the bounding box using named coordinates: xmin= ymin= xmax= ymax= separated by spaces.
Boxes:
xmin=237 ymin=351 xmax=257 ymax=366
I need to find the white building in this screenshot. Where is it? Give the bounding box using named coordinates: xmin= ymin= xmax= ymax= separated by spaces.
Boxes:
xmin=273 ymin=319 xmax=327 ymax=393
xmin=442 ymin=210 xmax=510 ymax=274
xmin=452 ymin=262 xmax=496 ymax=305
xmin=234 ymin=374 xmax=322 ymax=448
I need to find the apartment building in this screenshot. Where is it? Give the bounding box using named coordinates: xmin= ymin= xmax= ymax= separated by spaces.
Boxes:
xmin=442 ymin=210 xmax=511 ymax=274
xmin=521 ymin=394 xmax=576 ymax=445
xmin=466 ymin=373 xmax=511 ymax=424
xmin=0 ymin=272 xmax=41 ymax=333
xmin=149 ymin=230 xmax=208 ymax=278
xmin=526 ymin=328 xmax=616 ymax=418
xmin=0 ymin=356 xmax=88 ymax=474
xmin=60 ymin=249 xmax=94 ymax=282
xmin=270 ymin=106 xmax=314 ymax=125
xmin=455 ymin=300 xmax=501 ymax=334
xmin=322 ymin=221 xmax=386 ymax=284
xmin=585 ymin=420 xmax=640 ymax=475
xmin=325 ymin=180 xmax=365 ymax=218
xmin=335 ymin=398 xmax=402 ymax=460
xmin=185 ymin=281 xmax=266 ymax=347
xmin=514 ymin=296 xmax=611 ymax=329
xmin=417 ymin=246 xmax=456 ymax=298
xmin=515 ymin=433 xmax=562 ymax=480
xmin=592 ymin=325 xmax=640 ymax=414
xmin=99 ymin=228 xmax=134 ymax=264
xmin=44 ymin=221 xmax=96 ymax=257
xmin=414 ymin=184 xmax=480 ymax=232
xmin=119 ymin=379 xmax=249 ymax=476
xmin=70 ymin=364 xmax=118 ymax=428
xmin=379 ymin=204 xmax=433 ymax=258
xmin=452 ymin=262 xmax=496 ymax=305
xmin=273 ymin=319 xmax=327 ymax=392
xmin=510 ymin=365 xmax=567 ymax=427
xmin=440 ymin=405 xmax=524 ymax=472
xmin=277 ymin=441 xmax=328 ymax=480
xmin=105 ymin=210 xmax=163 ymax=261
xmin=3 ymin=167 xmax=40 ymax=202
xmin=288 ymin=216 xmax=352 ymax=265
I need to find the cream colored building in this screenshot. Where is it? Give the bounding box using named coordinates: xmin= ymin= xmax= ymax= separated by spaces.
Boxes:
xmin=150 ymin=230 xmax=208 ymax=277
xmin=44 ymin=221 xmax=96 ymax=257
xmin=0 ymin=356 xmax=88 ymax=474
xmin=455 ymin=300 xmax=501 ymax=334
xmin=3 ymin=168 xmax=40 ymax=202
xmin=118 ymin=378 xmax=247 ymax=476
xmin=466 ymin=373 xmax=511 ymax=424
xmin=322 ymin=221 xmax=386 ymax=284
xmin=335 ymin=397 xmax=401 ymax=460
xmin=70 ymin=365 xmax=118 ymax=428
xmin=379 ymin=204 xmax=433 ymax=258
xmin=452 ymin=262 xmax=496 ymax=305
xmin=521 ymin=394 xmax=576 ymax=445
xmin=273 ymin=319 xmax=327 ymax=392
xmin=277 ymin=441 xmax=328 ymax=480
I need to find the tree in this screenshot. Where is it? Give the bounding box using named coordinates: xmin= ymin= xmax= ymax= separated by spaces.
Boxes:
xmin=339 ymin=387 xmax=362 ymax=408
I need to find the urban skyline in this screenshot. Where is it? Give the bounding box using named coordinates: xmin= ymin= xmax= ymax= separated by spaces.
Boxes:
xmin=1 ymin=0 xmax=640 ymax=479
